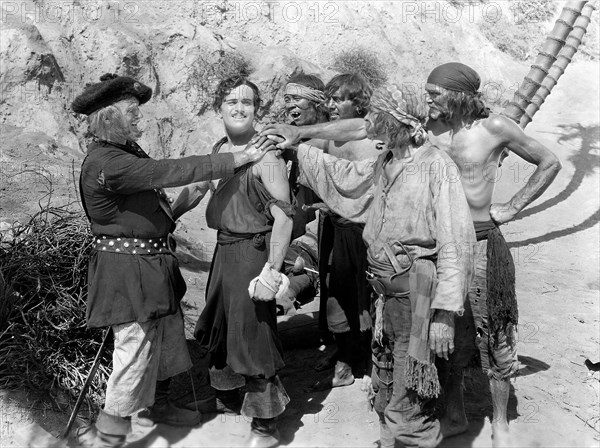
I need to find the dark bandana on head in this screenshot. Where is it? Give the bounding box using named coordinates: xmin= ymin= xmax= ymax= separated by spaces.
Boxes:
xmin=427 ymin=62 xmax=481 ymax=95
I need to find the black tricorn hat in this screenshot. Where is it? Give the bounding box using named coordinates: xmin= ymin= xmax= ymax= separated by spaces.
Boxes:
xmin=71 ymin=73 xmax=152 ymax=115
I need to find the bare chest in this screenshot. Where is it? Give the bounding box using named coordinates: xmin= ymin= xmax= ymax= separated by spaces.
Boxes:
xmin=429 ymin=127 xmax=498 ymax=172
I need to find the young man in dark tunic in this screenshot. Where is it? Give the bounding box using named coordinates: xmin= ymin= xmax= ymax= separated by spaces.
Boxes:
xmin=188 ymin=76 xmax=294 ymax=448
xmin=73 ymin=74 xmax=275 ymax=447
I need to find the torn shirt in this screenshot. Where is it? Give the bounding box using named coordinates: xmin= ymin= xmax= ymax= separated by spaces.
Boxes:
xmin=297 ymin=143 xmax=475 ymax=313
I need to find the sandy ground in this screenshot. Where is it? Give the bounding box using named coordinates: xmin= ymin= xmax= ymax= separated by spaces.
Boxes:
xmin=1 ymin=62 xmax=599 ymax=448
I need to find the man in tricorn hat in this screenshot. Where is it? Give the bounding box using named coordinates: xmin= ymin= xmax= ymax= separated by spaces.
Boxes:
xmin=72 ymin=73 xmax=276 ymax=447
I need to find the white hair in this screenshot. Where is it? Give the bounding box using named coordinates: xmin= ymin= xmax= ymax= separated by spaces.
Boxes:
xmin=87 ymin=96 xmax=136 ymax=141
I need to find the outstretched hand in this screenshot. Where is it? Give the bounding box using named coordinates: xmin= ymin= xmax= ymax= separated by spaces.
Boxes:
xmin=429 ymin=310 xmax=455 ymax=360
xmin=240 ymin=135 xmax=280 ymax=163
xmin=259 ymin=123 xmax=302 ymax=149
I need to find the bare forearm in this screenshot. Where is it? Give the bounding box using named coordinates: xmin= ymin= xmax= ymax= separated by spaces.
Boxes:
xmin=300 ymin=118 xmax=367 ymax=142
xmin=493 ymin=115 xmax=563 ymax=216
xmin=268 ymin=215 xmax=293 ymax=271
xmin=509 ymin=158 xmax=561 ymax=213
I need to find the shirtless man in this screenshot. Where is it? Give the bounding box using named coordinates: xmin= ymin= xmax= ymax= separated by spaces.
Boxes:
xmin=260 ymin=62 xmax=562 ymax=447
xmin=310 ymin=73 xmax=381 ymax=390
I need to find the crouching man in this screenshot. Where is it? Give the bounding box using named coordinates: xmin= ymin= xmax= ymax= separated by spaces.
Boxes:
xmin=72 ymin=73 xmax=275 ymax=447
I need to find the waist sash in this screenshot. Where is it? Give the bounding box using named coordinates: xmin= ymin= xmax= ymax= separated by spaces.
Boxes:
xmin=474 ymin=220 xmax=496 ymax=241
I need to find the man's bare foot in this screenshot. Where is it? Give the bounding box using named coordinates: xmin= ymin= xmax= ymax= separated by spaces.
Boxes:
xmin=360 ymin=375 xmax=372 ymax=392
xmin=440 ymin=416 xmax=468 ymax=438
xmin=492 ymin=422 xmax=511 ymax=448
xmin=307 ymin=374 xmax=355 ymax=392
xmin=308 ymin=361 xmax=355 ymax=391
xmin=332 ymin=361 xmax=354 ymax=387
xmin=331 ymin=373 xmax=354 ymax=388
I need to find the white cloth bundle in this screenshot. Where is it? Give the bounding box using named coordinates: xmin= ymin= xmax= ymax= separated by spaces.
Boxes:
xmin=248 ymin=262 xmax=290 ymax=301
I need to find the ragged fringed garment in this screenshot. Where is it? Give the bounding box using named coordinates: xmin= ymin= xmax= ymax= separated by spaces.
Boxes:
xmin=475 ymin=220 xmax=518 ymax=345
xmin=297 ymin=143 xmax=476 ymax=398
xmin=369 ymin=256 xmax=442 ymax=399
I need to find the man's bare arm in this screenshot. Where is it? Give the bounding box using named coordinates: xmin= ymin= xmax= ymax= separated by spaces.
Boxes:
xmin=487 ymin=115 xmax=562 ymax=224
xmin=260 ymin=119 xmax=367 ymax=149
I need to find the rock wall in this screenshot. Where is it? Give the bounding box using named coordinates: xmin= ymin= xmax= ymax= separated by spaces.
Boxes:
xmin=0 ymin=0 xmax=597 ymax=158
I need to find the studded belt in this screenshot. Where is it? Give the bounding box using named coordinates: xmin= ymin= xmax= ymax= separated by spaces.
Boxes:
xmin=93 ymin=235 xmax=176 ymax=255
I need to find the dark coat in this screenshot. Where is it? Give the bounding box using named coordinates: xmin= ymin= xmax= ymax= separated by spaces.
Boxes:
xmin=80 ymin=140 xmax=235 ymax=328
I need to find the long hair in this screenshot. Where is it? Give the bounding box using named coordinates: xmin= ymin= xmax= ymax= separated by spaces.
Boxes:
xmin=88 ymin=104 xmax=128 ymax=141
xmin=444 ymin=90 xmax=490 ymax=123
xmin=370 ymin=111 xmax=414 ymax=149
xmin=325 ymin=73 xmax=372 ymax=118
xmin=212 ymin=76 xmax=261 ymax=113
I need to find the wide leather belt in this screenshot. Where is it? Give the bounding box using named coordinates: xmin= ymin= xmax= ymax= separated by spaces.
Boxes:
xmin=93 ymin=235 xmax=176 ymax=255
xmin=366 ymin=271 xmax=411 ymax=297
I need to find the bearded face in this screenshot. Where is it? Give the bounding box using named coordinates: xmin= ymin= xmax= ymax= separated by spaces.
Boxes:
xmin=425 ymin=83 xmax=450 ymax=121
xmin=100 ymin=97 xmax=144 ymax=142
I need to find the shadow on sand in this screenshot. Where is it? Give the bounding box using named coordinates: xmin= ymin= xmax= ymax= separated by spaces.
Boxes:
xmin=276 ymin=311 xmax=336 ymax=445
xmin=514 ymin=123 xmax=599 ymax=222
xmin=439 ymin=354 xmax=550 ymax=448
xmin=509 ymin=123 xmax=600 ymax=247
xmin=134 ymin=313 xmax=333 ymax=447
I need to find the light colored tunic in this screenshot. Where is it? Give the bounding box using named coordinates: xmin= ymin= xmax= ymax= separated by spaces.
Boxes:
xmin=297 ymin=142 xmax=475 ymax=313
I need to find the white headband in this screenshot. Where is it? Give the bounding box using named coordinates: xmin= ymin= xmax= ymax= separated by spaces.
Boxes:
xmin=284 ymin=83 xmax=326 ymax=104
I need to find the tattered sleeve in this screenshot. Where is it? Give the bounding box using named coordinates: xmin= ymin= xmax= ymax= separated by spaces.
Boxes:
xmin=296 ymin=144 xmax=376 ymax=224
xmin=430 ymin=156 xmax=476 ymax=313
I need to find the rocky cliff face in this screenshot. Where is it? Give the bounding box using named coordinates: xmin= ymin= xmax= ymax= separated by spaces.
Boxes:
xmin=0 ymin=0 xmax=597 ymax=159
